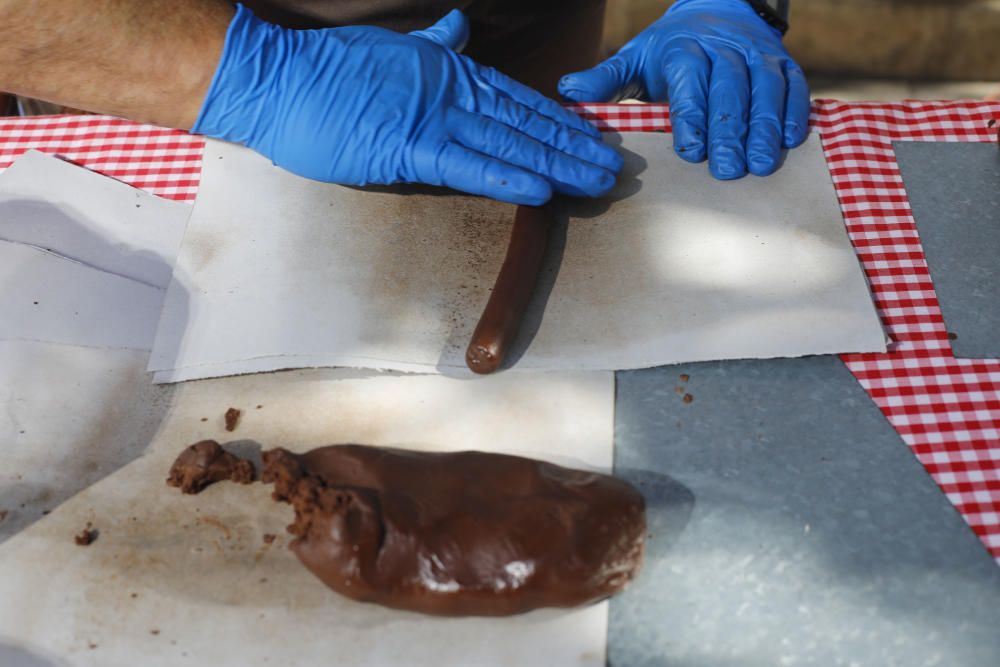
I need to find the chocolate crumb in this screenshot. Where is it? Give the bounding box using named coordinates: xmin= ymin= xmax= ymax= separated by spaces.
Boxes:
xmin=947 ymin=332 xmax=958 ymax=341
xmin=256 ymin=404 xmax=263 ymax=410
xmin=167 ymin=440 xmax=255 ymax=494
xmin=200 ymin=417 xmax=208 ymax=422
xmin=679 ymin=374 xmax=690 ymax=383
xmin=150 ymin=629 xmax=160 ymax=636
xmin=262 ymin=533 xmax=277 ymax=545
xmin=682 ymin=394 xmax=694 ymax=404
xmin=88 ymin=643 xmax=98 ymax=650
xmin=224 ymin=407 xmax=242 ymax=432
xmin=131 ymin=592 xmax=138 ymax=599
xmin=75 ymin=522 xmax=98 ymax=546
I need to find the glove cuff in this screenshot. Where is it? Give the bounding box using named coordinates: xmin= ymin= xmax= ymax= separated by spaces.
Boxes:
xmin=746 ymin=0 xmax=789 ymax=35
xmin=667 ymin=0 xmax=785 ymax=38
xmin=192 ymin=3 xmax=282 ymax=145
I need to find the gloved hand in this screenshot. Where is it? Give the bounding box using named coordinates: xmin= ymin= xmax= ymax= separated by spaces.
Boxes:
xmin=558 ymin=0 xmax=810 ymax=180
xmin=193 ymin=5 xmax=622 ymax=205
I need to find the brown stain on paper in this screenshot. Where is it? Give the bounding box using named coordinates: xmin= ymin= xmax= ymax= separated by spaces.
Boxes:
xmin=332 ymin=190 xmax=514 ymax=358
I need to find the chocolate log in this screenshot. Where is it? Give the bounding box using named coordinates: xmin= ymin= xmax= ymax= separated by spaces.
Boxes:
xmin=166 ymin=440 xmax=255 ymax=494
xmin=466 ymin=204 xmax=553 ymax=374
xmin=262 ymin=445 xmax=645 ymax=616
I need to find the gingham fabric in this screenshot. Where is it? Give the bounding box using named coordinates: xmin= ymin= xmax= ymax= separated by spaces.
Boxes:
xmin=1 ymin=101 xmax=998 ymax=563
xmin=0 ymin=115 xmax=203 ymax=200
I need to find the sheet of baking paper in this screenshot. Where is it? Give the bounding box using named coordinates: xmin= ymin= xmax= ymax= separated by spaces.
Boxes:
xmin=0 ymin=239 xmax=163 ymax=349
xmin=0 ymin=341 xmax=170 ymax=545
xmin=0 ymin=368 xmax=614 ymax=667
xmin=0 ymin=149 xmax=190 ymax=289
xmin=150 ymin=133 xmax=885 ymax=381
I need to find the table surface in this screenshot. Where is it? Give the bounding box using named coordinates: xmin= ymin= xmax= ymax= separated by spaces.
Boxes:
xmin=1 ymin=101 xmax=999 ymax=665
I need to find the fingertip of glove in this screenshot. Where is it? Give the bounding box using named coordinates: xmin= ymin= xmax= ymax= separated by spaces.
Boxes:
xmin=783 ymin=123 xmax=809 ymax=149
xmin=518 ymin=191 xmax=553 ymax=207
xmin=671 ymin=121 xmax=708 ymax=164
xmin=591 ymin=168 xmax=619 ymax=196
xmin=441 ymin=9 xmax=471 ymax=44
xmin=710 ymin=161 xmax=747 ymax=181
xmin=707 ymin=141 xmax=748 ymax=180
xmin=747 ymin=153 xmax=778 ymax=177
xmin=584 ymin=167 xmax=619 ymax=197
xmin=557 ymin=78 xmax=586 ymax=103
xmin=558 ymin=74 xmax=603 ymax=104
xmin=505 ymin=178 xmax=553 ymax=206
xmin=674 ymin=143 xmax=706 ymax=164
xmin=598 ymin=145 xmax=625 ymax=173
xmin=550 ymin=166 xmax=618 ymax=199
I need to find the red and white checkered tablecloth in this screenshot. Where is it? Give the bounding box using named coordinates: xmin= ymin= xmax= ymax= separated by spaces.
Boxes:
xmin=1 ymin=101 xmax=999 ymax=563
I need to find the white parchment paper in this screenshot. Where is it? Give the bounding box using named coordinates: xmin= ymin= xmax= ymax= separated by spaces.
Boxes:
xmin=0 ymin=239 xmax=163 ymax=349
xmin=0 ymin=150 xmax=190 ymax=289
xmin=0 ymin=368 xmax=614 ymax=667
xmin=150 ymin=133 xmax=885 ymax=382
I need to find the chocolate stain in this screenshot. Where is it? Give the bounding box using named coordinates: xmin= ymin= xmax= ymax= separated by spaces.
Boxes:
xmin=197 ymin=516 xmax=233 ymax=542
xmin=2 ymin=358 xmax=174 ymax=547
xmin=75 ymin=522 xmax=98 ymax=546
xmin=295 ymin=187 xmax=511 ymax=366
xmin=80 ymin=496 xmax=298 ymax=612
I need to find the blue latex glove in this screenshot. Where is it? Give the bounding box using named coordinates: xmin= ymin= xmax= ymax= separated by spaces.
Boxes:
xmin=559 ymin=0 xmax=810 ymax=180
xmin=193 ymin=6 xmax=622 ymax=205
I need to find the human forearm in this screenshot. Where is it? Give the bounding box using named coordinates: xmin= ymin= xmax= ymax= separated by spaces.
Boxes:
xmin=0 ymin=0 xmax=233 ymax=128
xmin=0 ymin=4 xmax=623 ymax=205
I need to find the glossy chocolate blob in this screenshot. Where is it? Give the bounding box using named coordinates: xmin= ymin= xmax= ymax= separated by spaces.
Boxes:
xmin=262 ymin=445 xmax=645 ymax=616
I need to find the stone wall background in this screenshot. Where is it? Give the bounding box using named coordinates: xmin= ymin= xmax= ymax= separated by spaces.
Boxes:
xmin=603 ymin=0 xmax=1000 ymax=81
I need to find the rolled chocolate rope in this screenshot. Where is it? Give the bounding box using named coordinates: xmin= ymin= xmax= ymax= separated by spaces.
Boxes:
xmin=465 ymin=203 xmax=553 ymax=374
